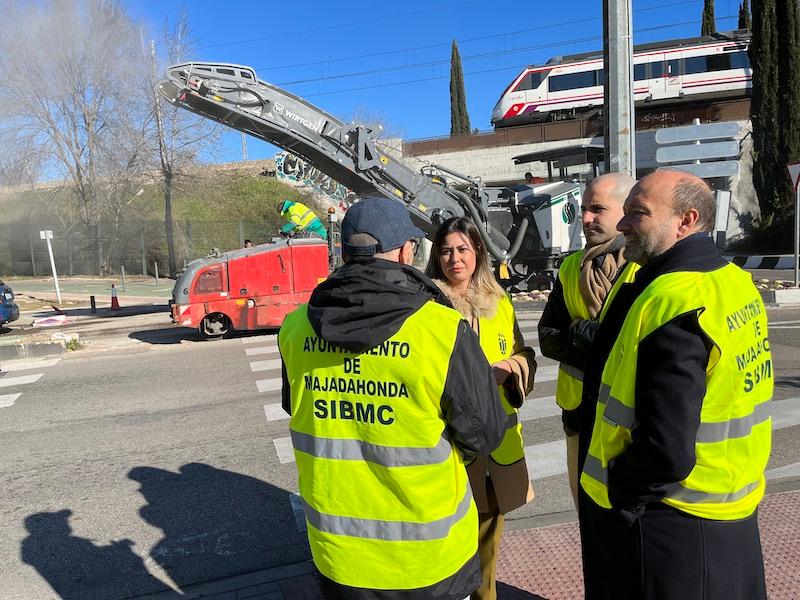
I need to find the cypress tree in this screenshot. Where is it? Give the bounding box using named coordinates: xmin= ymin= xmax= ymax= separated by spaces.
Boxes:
xmin=739 ymin=0 xmax=752 ymax=29
xmin=750 ymin=0 xmax=783 ymax=227
xmin=701 ymin=0 xmax=717 ymax=35
xmin=777 ymin=0 xmax=800 ymax=215
xmin=449 ymin=40 xmax=471 ymax=135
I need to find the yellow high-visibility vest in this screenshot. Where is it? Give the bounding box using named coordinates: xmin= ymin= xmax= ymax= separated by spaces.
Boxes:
xmin=279 ymin=301 xmax=477 ymax=590
xmin=478 ymin=295 xmax=522 ymax=465
xmin=555 ymin=252 xmax=638 ymax=410
xmin=581 ymin=264 xmax=773 ymax=520
xmin=286 ymin=202 xmax=318 ymax=229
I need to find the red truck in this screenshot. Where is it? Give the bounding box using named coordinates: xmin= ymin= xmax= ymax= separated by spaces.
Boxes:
xmin=170 ymin=238 xmax=329 ymax=339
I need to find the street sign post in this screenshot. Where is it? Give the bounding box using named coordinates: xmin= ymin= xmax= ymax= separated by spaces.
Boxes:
xmin=39 ymin=230 xmax=62 ymax=304
xmin=788 ymin=162 xmax=800 ymax=288
xmin=656 ymin=119 xmax=741 ymax=249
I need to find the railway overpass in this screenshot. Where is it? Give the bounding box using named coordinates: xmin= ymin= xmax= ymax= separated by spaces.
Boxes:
xmin=398 ymin=98 xmax=756 ymax=241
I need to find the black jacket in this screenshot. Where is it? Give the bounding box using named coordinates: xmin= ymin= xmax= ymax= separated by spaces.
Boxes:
xmin=580 ymin=233 xmax=723 ymax=515
xmin=280 ymin=257 xmax=506 ymax=600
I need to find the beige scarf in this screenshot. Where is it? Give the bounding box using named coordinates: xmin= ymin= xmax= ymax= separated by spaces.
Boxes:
xmin=578 ymin=235 xmax=627 ymax=318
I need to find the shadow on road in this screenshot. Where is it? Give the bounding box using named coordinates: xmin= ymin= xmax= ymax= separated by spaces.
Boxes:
xmin=128 ymin=327 xmax=198 ymax=345
xmin=129 ymin=463 xmax=310 ymax=591
xmin=777 ymin=376 xmax=800 ymax=389
xmin=497 ymin=581 xmax=549 ymax=599
xmin=21 ymin=463 xmax=309 ymax=599
xmin=20 ymin=509 xmax=182 ymax=599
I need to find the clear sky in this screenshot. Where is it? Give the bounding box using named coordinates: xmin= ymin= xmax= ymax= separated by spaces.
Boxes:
xmin=126 ymin=0 xmax=743 ymax=162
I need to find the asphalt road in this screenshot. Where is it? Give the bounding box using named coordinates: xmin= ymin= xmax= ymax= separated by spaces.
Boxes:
xmin=0 ymin=306 xmax=799 ymax=599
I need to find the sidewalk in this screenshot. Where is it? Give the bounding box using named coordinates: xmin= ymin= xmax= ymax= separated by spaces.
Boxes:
xmin=134 ymin=488 xmax=800 ymax=600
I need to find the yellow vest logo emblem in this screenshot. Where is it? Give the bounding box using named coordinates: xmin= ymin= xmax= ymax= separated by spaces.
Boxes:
xmin=498 ymin=333 xmax=507 ymax=355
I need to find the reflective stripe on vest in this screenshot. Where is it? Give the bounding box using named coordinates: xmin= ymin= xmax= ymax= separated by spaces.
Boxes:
xmin=279 ymin=300 xmax=478 ymax=590
xmin=302 ymin=485 xmax=474 ymax=541
xmin=288 ymin=203 xmax=317 ymax=228
xmin=554 ymin=255 xmax=639 ymax=411
xmin=580 ymin=264 xmax=773 ymax=520
xmin=478 ymin=295 xmax=525 ymax=466
xmin=555 ymin=251 xmax=587 ymax=411
xmin=291 ymin=429 xmax=453 ymax=466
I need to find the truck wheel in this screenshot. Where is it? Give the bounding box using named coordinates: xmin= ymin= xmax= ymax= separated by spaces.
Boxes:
xmin=199 ymin=313 xmax=230 ymax=340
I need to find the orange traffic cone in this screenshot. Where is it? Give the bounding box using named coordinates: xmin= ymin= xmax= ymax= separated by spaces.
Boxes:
xmin=110 ymin=284 xmax=121 ymax=310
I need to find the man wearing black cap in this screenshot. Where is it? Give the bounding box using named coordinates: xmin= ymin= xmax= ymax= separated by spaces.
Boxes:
xmin=279 ymin=196 xmax=506 ymax=600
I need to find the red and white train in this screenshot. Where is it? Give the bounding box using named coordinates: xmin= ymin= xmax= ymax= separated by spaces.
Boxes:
xmin=491 ymin=31 xmax=751 ymax=128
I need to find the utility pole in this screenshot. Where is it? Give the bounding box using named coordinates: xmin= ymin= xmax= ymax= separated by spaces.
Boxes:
xmin=603 ymin=0 xmax=636 ymax=177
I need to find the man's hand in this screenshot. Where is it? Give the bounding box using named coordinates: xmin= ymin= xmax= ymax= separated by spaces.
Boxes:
xmin=492 ymin=360 xmax=512 ymax=385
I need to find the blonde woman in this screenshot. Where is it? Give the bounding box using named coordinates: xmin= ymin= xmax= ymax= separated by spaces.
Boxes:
xmin=426 ymin=217 xmax=536 ymax=600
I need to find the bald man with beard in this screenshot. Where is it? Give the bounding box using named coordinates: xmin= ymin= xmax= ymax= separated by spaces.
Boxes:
xmin=538 ymin=172 xmax=638 ymax=508
xmin=577 ymin=170 xmax=771 ymax=600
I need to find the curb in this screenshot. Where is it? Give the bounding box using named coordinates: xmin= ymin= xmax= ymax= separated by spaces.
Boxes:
xmin=759 ymin=287 xmax=800 ymax=307
xmin=0 ymin=340 xmax=66 ymax=360
xmin=725 ymin=255 xmax=798 ymax=270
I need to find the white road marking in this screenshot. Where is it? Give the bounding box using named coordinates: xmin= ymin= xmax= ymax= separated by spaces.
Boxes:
xmin=242 ymin=335 xmax=278 ymax=344
xmin=289 ymin=493 xmax=308 ymax=532
xmin=256 ymin=378 xmax=282 ymax=393
xmin=771 ymin=397 xmax=800 ymax=430
xmin=0 ymin=358 xmax=61 ymax=372
xmin=0 ymin=393 xmax=21 ymax=408
xmin=250 ymin=358 xmax=282 ymax=372
xmin=766 ymin=462 xmax=800 ymax=480
xmin=0 ymin=373 xmax=44 ymax=388
xmin=525 ymin=440 xmax=567 ymax=480
xmin=274 ymin=437 xmax=295 ymax=464
xmin=769 ymin=325 xmax=800 ymax=330
xmin=519 ymin=395 xmax=560 ymax=421
xmin=246 ymin=346 xmax=279 ymax=357
xmin=769 ymin=320 xmax=800 ymax=325
xmin=533 ymin=365 xmax=558 ymax=383
xmin=264 ymin=403 xmax=289 ymax=421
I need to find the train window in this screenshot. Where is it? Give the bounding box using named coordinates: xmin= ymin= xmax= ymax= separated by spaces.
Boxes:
xmin=731 ymin=51 xmax=750 ymax=69
xmin=650 ymin=60 xmax=666 ymax=78
xmin=514 ymin=71 xmax=547 ymax=92
xmin=707 ymin=53 xmax=733 ymax=71
xmin=634 ymin=64 xmax=647 ymax=81
xmin=217 ymin=68 xmax=235 ymax=76
xmin=549 ymin=70 xmax=599 ymax=92
xmin=683 ymin=56 xmax=708 ymax=75
xmin=667 ymin=59 xmax=681 ymax=76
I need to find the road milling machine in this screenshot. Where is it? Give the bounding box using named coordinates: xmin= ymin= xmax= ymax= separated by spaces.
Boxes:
xmin=158 ymin=62 xmax=584 ymax=290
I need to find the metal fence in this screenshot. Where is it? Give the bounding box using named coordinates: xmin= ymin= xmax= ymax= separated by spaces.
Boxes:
xmin=0 ymin=218 xmax=280 ymax=277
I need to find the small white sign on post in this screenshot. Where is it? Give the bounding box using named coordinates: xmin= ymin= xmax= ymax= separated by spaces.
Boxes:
xmin=39 ymin=230 xmax=62 ymax=304
xmin=788 ymin=162 xmax=800 ymax=288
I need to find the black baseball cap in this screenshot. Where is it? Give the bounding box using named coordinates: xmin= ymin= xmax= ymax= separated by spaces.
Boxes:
xmin=341 ymin=196 xmax=426 ymax=256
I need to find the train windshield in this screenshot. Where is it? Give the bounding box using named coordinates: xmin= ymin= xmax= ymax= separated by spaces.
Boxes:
xmin=513 ymin=70 xmax=549 ymax=92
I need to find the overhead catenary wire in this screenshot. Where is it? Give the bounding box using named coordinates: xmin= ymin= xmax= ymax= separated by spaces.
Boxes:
xmin=247 ymin=0 xmax=708 ymax=74
xmin=292 ymin=15 xmax=739 ymax=98
xmin=196 ymin=0 xmax=488 ymax=51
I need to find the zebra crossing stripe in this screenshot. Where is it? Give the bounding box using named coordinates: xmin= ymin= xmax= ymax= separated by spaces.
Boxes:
xmin=532 ymin=365 xmax=558 ymax=383
xmin=246 ymin=346 xmax=279 ymax=357
xmin=242 ymin=335 xmax=278 ymax=345
xmin=766 ymin=462 xmax=800 ymax=480
xmin=519 ymin=395 xmax=560 ymax=420
xmin=524 ymin=440 xmax=567 ymax=480
xmin=274 ymin=437 xmax=295 ymax=464
xmin=0 ymin=393 xmax=21 ymax=408
xmin=0 ymin=373 xmax=44 ymax=388
xmin=264 ymin=403 xmax=289 ymax=421
xmin=257 ymin=378 xmax=282 ymax=393
xmin=251 ymin=358 xmax=282 ymax=372
xmin=1 ymin=358 xmax=61 ymax=372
